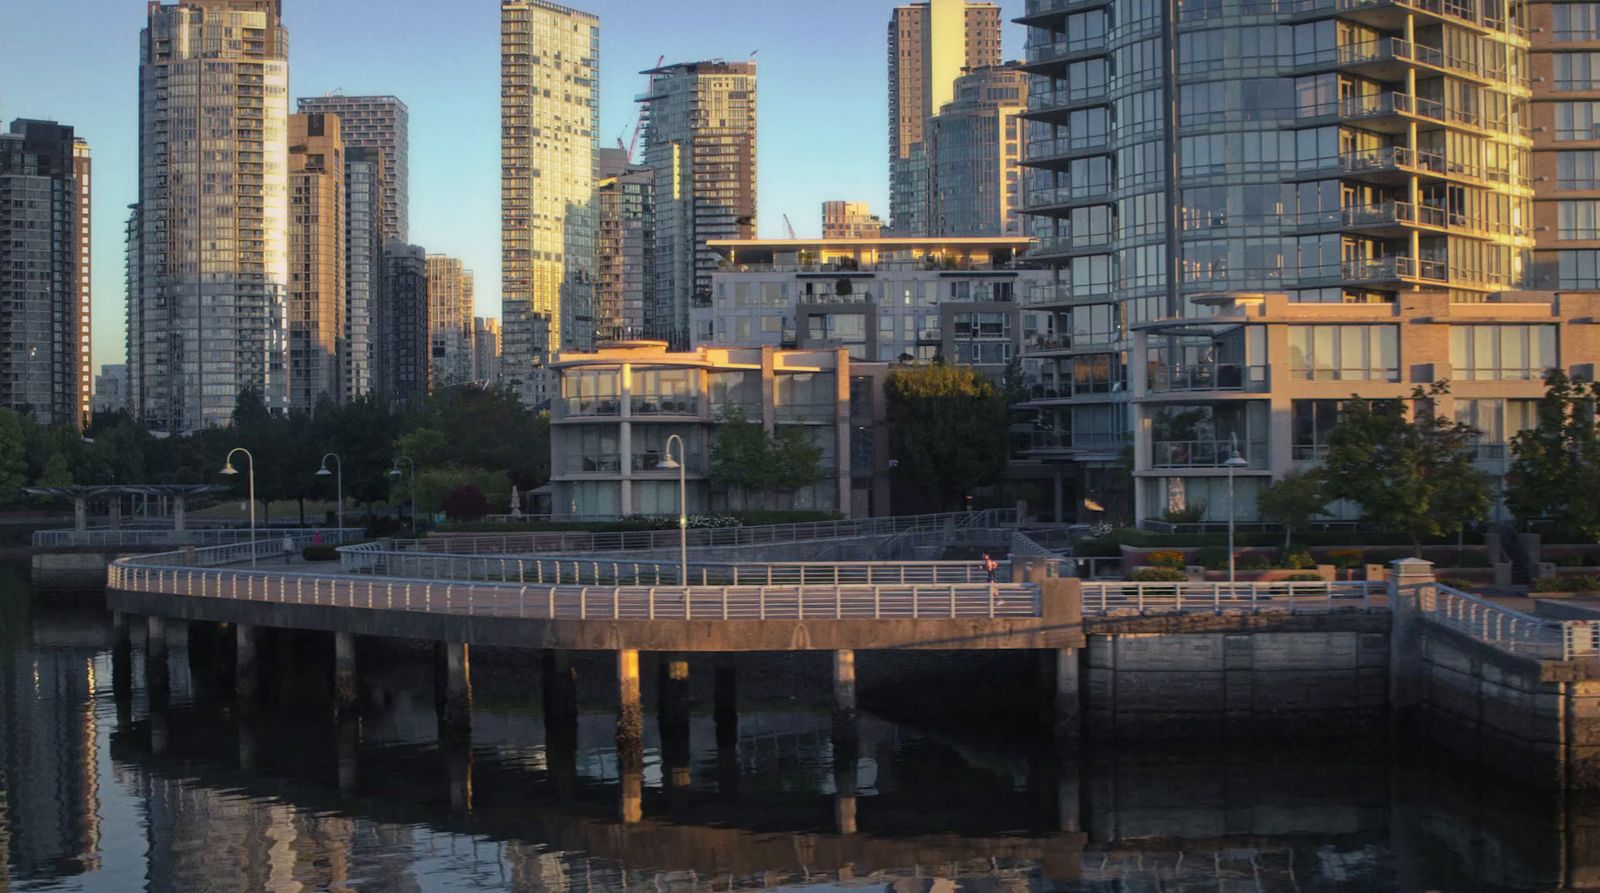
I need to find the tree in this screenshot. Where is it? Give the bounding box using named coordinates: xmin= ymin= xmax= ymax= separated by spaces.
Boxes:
xmin=709 ymin=408 xmax=826 ymax=509
xmin=1256 ymin=468 xmax=1327 ymax=550
xmin=35 ymin=453 xmax=74 ymax=489
xmin=1506 ymin=369 xmax=1600 ymax=537
xmin=1320 ymin=382 xmax=1491 ymax=554
xmin=885 ymin=364 xmax=1010 ymax=511
xmin=442 ymin=485 xmax=491 ymax=522
xmin=0 ymin=411 xmax=30 ymax=504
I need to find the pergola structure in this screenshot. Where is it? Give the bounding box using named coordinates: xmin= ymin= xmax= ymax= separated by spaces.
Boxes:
xmin=24 ymin=485 xmax=227 ymax=532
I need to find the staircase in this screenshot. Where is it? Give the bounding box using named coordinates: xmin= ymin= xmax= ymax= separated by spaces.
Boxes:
xmin=1492 ymin=521 xmax=1534 ymax=587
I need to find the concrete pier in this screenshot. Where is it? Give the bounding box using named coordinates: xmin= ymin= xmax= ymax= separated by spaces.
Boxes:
xmin=833 ymin=714 xmax=860 ymax=835
xmin=1052 ymin=648 xmax=1082 ymax=746
xmin=617 ymin=648 xmax=643 ymax=752
xmin=145 ymin=615 xmax=170 ymax=708
xmin=833 ymin=649 xmax=857 ymax=717
xmin=112 ymin=612 xmax=133 ymax=723
xmin=333 ymin=632 xmax=357 ymax=717
xmin=660 ymin=653 xmax=691 ymax=726
xmin=438 ymin=643 xmax=472 ymax=734
xmin=235 ymin=624 xmax=259 ymax=704
xmin=541 ymin=650 xmax=577 ymax=724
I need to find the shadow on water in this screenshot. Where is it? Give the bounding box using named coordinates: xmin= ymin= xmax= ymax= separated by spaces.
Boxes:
xmin=2 ymin=577 xmax=1598 ymax=891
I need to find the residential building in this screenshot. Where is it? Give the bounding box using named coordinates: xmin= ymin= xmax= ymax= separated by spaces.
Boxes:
xmin=378 ymin=242 xmax=429 ymax=404
xmin=501 ymin=0 xmax=600 ymax=407
xmin=693 ymin=236 xmax=1044 ymax=378
xmin=1531 ymin=0 xmax=1600 ymax=289
xmin=94 ymin=365 xmax=129 ymax=416
xmin=427 ymin=255 xmax=476 ymax=388
xmin=1014 ymin=0 xmax=1537 ymax=521
xmin=928 ymin=64 xmax=1028 ymax=236
xmin=550 ymin=341 xmax=879 ymax=518
xmin=595 ymin=147 xmax=653 ymax=340
xmin=888 ymin=0 xmax=1003 ymax=234
xmin=296 ymin=95 xmax=410 ymax=244
xmin=288 ymin=112 xmax=345 ymax=410
xmin=343 ymin=146 xmax=383 ymax=401
xmin=134 ymin=0 xmax=290 ymax=432
xmin=0 ymin=119 xmax=91 ymax=427
xmin=822 ymin=201 xmax=885 ymax=240
xmin=640 ymin=60 xmax=758 ymax=345
xmin=1127 ymin=292 xmax=1600 ymax=525
xmin=473 ymin=316 xmax=502 ymax=385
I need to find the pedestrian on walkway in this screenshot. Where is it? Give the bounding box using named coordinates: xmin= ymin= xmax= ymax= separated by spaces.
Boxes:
xmin=983 ymin=552 xmax=999 ymax=584
xmin=282 ymin=533 xmax=296 ymax=564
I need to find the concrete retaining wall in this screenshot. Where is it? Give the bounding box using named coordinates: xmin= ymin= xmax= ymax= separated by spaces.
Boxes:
xmin=32 ymin=550 xmax=122 ymax=590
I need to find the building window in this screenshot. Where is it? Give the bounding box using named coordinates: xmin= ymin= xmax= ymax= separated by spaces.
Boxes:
xmin=1557 ymin=53 xmax=1600 ymax=90
xmin=1560 ymin=201 xmax=1600 ymax=240
xmin=1455 ymin=399 xmax=1539 ymax=461
xmin=1559 ymin=151 xmax=1600 ymax=189
xmin=1291 ymin=399 xmax=1341 ymax=461
xmin=1561 ymin=249 xmax=1600 ymax=288
xmin=1449 ymin=325 xmax=1558 ymax=381
xmin=1556 ymin=101 xmax=1600 ymax=140
xmin=1555 ymin=3 xmax=1600 ymax=40
xmin=1287 ymin=325 xmax=1399 ymax=381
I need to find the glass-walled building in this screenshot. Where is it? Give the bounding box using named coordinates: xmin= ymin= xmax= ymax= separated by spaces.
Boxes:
xmin=1015 ymin=0 xmax=1537 ymax=521
xmin=549 ymin=342 xmax=875 ymax=518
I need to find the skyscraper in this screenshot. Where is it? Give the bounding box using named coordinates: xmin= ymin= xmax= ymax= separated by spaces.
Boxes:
xmin=821 ymin=201 xmax=885 ymax=240
xmin=0 ymin=119 xmax=91 ymax=427
xmin=343 ymin=146 xmax=382 ymax=401
xmin=595 ymin=147 xmax=653 ymax=340
xmin=927 ymin=64 xmax=1028 ymax=236
xmin=296 ymin=95 xmax=409 ymax=244
xmin=500 ymin=0 xmax=600 ymax=407
xmin=640 ymin=59 xmax=758 ymax=345
xmin=1532 ymin=0 xmax=1599 ymax=289
xmin=426 ymin=255 xmax=475 ymax=388
xmin=288 ymin=112 xmax=345 ymax=410
xmin=1015 ymin=0 xmax=1537 ymax=521
xmin=135 ymin=0 xmax=290 ymax=433
xmin=473 ymin=316 xmax=502 ymax=385
xmin=378 ymin=242 xmax=429 ymax=405
xmin=888 ymin=0 xmax=1003 ymax=235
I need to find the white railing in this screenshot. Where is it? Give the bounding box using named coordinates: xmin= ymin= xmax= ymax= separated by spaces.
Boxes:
xmin=32 ymin=527 xmax=364 ymax=549
xmin=1416 ymin=583 xmax=1600 ymax=661
xmin=1080 ymin=581 xmax=1383 ymax=615
xmin=339 ymin=548 xmax=1002 ymax=587
xmin=108 ymin=558 xmax=1041 ymax=622
xmin=401 ymin=510 xmax=1019 ymax=556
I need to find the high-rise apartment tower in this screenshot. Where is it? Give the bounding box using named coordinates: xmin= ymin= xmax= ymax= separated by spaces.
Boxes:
xmin=288 ymin=112 xmax=345 ymax=410
xmin=426 ymin=255 xmax=476 ymax=388
xmin=595 ymin=147 xmax=653 ymax=340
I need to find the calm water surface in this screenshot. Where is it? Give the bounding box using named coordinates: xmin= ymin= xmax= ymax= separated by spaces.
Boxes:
xmin=0 ymin=573 xmax=1586 ymax=892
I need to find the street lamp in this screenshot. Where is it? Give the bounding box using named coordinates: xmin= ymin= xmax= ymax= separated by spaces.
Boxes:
xmin=316 ymin=453 xmax=343 ymax=542
xmin=220 ymin=447 xmax=257 ymax=567
xmin=1225 ymin=433 xmax=1250 ymax=584
xmin=390 ymin=456 xmax=417 ymax=536
xmin=659 ymin=434 xmax=688 ymax=585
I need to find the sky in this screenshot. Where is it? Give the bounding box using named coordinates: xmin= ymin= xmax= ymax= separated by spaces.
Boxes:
xmin=0 ymin=0 xmax=1028 ymax=372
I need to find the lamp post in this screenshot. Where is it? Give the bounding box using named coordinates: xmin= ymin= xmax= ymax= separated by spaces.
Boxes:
xmin=220 ymin=447 xmax=257 ymax=567
xmin=390 ymin=456 xmax=417 ymax=536
xmin=660 ymin=434 xmax=688 ymax=585
xmin=316 ymin=453 xmax=344 ymax=542
xmin=1225 ymin=433 xmax=1250 ymax=584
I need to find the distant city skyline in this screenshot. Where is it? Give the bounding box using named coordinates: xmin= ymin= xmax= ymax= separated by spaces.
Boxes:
xmin=0 ymin=0 xmax=1029 ymax=373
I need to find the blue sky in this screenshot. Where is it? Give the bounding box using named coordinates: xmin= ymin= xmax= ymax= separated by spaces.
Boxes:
xmin=0 ymin=0 xmax=1027 ymax=370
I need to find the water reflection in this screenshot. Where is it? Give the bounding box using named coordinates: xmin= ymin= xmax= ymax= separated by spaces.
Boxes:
xmin=0 ymin=580 xmax=1590 ymax=892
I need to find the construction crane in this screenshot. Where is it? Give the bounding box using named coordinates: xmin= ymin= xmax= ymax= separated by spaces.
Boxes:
xmin=617 ymin=55 xmax=666 ymax=162
xmin=783 ymin=214 xmax=798 ymax=240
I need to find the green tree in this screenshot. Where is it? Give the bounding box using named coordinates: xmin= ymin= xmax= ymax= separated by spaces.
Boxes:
xmin=1506 ymin=369 xmax=1600 ymax=536
xmin=708 ymin=408 xmax=825 ymax=509
xmin=1256 ymin=468 xmax=1327 ymax=551
xmin=885 ymin=364 xmax=1010 ymax=511
xmin=0 ymin=411 xmax=30 ymax=504
xmin=34 ymin=453 xmax=74 ymax=489
xmin=1321 ymin=382 xmax=1491 ymax=554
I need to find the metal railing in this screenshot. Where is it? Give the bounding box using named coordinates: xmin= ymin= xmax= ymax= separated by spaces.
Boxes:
xmin=339 ymin=548 xmax=1003 ymax=587
xmin=109 ymin=557 xmax=1041 ymax=622
xmin=402 ymin=510 xmax=1020 ymax=556
xmin=1148 ymin=363 xmax=1269 ymax=393
xmin=1081 ymin=581 xmax=1383 ymax=615
xmin=32 ymin=527 xmax=364 ymax=549
xmin=1416 ymin=582 xmax=1600 ymax=661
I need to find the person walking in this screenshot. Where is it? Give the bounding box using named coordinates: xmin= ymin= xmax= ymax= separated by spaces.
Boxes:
xmin=282 ymin=533 xmax=296 ymax=564
xmin=983 ymin=552 xmax=999 ymax=584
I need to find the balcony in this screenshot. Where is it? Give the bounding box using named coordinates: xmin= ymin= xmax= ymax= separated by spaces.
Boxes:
xmin=1147 ymin=364 xmax=1270 ymax=394
xmin=1282 ymin=0 xmax=1528 ymax=39
xmin=630 ymin=396 xmax=701 ymax=417
xmin=1152 ymin=439 xmax=1270 ymax=469
xmin=563 ymin=397 xmax=621 ymax=418
xmin=633 ymin=453 xmax=705 ymax=475
xmin=566 ymin=453 xmax=622 ymax=475
xmin=1323 ymin=92 xmax=1530 ymax=138
xmin=1017 ymin=0 xmax=1109 ymax=24
xmin=1341 ymin=255 xmax=1447 ymax=284
xmin=1333 ymin=147 xmax=1532 ymax=191
xmin=1027 ymin=430 xmax=1129 ymax=453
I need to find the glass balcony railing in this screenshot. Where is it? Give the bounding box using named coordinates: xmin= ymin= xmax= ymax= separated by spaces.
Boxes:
xmin=563 ymin=397 xmax=621 ymax=417
xmin=630 ymin=396 xmax=701 ymax=416
xmin=566 ymin=453 xmax=622 ymax=474
xmin=1152 ymin=440 xmax=1269 ymax=469
xmin=632 ymin=453 xmax=705 ymax=475
xmin=1148 ymin=364 xmax=1270 ymax=393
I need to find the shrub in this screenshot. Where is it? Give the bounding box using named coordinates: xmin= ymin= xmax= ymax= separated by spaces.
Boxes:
xmin=1532 ymin=574 xmax=1600 ymax=593
xmin=1162 ymin=503 xmax=1207 ymax=525
xmin=1327 ymin=549 xmax=1365 ymax=570
xmin=442 ymin=485 xmax=491 ymax=522
xmin=1130 ymin=566 xmax=1187 ymax=582
xmin=1196 ymin=546 xmax=1231 ymax=571
xmin=1554 ymin=552 xmax=1588 ymax=568
xmin=1281 ymin=549 xmax=1316 ymax=570
xmin=302 ymin=544 xmax=339 ymax=562
xmin=1145 ymin=549 xmax=1189 ymax=569
xmin=1239 ymin=553 xmax=1273 ymax=571
xmin=1285 ymin=573 xmax=1323 ymax=582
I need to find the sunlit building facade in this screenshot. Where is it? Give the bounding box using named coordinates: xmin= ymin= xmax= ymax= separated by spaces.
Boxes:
xmin=343 ymin=146 xmax=382 ymax=402
xmin=288 ymin=112 xmax=345 ymax=410
xmin=928 ymin=65 xmax=1029 ymax=237
xmin=296 ymin=95 xmax=409 ymax=244
xmin=426 ymin=255 xmax=475 ymax=389
xmin=595 ymin=147 xmax=653 ymax=340
xmin=822 ymin=201 xmax=886 ymax=240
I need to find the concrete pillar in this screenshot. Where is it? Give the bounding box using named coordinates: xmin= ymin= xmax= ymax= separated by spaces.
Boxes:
xmin=617 ymin=648 xmax=644 ymax=823
xmin=1053 ymin=466 xmax=1066 ymax=524
xmin=73 ymin=497 xmax=88 ymax=532
xmin=108 ymin=496 xmax=121 ymax=530
xmin=1389 ymin=558 xmax=1435 ymax=736
xmin=833 ymin=708 xmax=860 ymax=835
xmin=145 ymin=616 xmax=169 ymax=708
xmin=541 ymin=650 xmax=579 ymax=803
xmin=660 ymin=653 xmax=691 ymax=726
xmin=236 ymin=624 xmax=260 ymax=704
xmin=438 ymin=642 xmax=472 ymax=734
xmin=833 ymin=649 xmax=857 ymax=717
xmin=112 ymin=612 xmax=132 ymax=718
xmin=172 ymin=496 xmax=186 ymax=532
xmin=333 ymin=632 xmax=358 ymax=717
xmin=1052 ymin=648 xmax=1082 ymax=747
